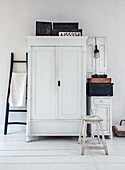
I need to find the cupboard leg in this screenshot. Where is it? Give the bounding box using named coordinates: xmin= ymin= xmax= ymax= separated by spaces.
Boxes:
xmin=26 ymin=136 xmax=31 ymax=142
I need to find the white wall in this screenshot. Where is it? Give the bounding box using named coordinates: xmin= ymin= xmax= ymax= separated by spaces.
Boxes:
xmin=0 ymin=0 xmax=125 ymax=131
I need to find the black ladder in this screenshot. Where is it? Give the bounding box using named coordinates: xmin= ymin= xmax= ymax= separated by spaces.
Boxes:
xmin=4 ymin=53 xmax=28 ymax=135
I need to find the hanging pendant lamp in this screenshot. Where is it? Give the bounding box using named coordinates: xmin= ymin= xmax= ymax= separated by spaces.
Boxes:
xmin=94 ymin=37 xmax=100 ymax=58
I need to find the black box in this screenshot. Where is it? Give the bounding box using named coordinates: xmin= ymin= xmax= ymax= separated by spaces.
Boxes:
xmin=87 ymin=83 xmax=114 ymax=96
xmin=53 ymin=22 xmax=79 ymax=30
xmin=36 ymin=21 xmax=52 ymax=36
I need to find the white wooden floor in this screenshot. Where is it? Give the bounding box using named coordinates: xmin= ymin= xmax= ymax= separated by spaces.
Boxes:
xmin=0 ymin=127 xmax=125 ymax=170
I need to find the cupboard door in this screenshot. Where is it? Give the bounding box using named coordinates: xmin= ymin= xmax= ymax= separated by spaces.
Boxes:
xmin=93 ymin=106 xmax=110 ymax=134
xmin=87 ymin=37 xmax=95 ymax=77
xmin=89 ymin=97 xmax=111 ymax=135
xmin=31 ymin=47 xmax=56 ymax=119
xmin=87 ymin=37 xmax=107 ymax=78
xmin=57 ymin=47 xmax=82 ymax=119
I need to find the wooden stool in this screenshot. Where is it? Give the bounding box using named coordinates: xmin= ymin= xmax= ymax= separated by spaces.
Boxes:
xmin=78 ymin=115 xmax=108 ymax=155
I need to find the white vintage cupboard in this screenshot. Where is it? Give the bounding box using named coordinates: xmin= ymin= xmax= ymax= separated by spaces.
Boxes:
xmin=26 ymin=36 xmax=88 ymax=141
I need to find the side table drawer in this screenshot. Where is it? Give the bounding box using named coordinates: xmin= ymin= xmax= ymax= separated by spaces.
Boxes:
xmin=93 ymin=98 xmax=110 ymax=105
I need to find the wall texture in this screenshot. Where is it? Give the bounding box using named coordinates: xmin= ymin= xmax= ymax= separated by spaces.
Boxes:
xmin=0 ymin=0 xmax=125 ymax=131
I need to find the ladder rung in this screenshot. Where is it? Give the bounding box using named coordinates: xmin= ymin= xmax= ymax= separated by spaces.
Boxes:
xmin=13 ymin=61 xmax=27 ymax=63
xmin=9 ymin=110 xmax=27 ymax=112
xmin=8 ymin=122 xmax=26 ymax=125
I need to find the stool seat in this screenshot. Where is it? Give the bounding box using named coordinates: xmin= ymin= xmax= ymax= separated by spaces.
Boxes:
xmin=82 ymin=115 xmax=103 ymax=121
xmin=78 ymin=115 xmax=108 ymax=155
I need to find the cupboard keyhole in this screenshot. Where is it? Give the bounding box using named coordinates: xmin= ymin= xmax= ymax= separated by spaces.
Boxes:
xmin=58 ymin=81 xmax=61 ymax=86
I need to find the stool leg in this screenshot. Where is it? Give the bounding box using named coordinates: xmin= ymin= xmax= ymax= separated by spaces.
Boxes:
xmin=81 ymin=121 xmax=87 ymax=155
xmin=96 ymin=122 xmax=100 ymax=144
xmin=99 ymin=121 xmax=108 ymax=155
xmin=78 ymin=119 xmax=84 ymax=144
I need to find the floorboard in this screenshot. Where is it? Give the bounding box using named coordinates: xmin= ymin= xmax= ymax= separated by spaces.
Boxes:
xmin=0 ymin=129 xmax=125 ymax=170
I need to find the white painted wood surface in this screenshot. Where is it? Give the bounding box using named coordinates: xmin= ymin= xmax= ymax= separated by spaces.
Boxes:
xmin=26 ymin=36 xmax=87 ymax=139
xmin=57 ymin=47 xmax=82 ymax=119
xmin=87 ymin=37 xmax=107 ymax=78
xmin=88 ymin=96 xmax=112 ymax=138
xmin=0 ymin=130 xmax=125 ymax=170
xmin=32 ymin=47 xmax=56 ymax=119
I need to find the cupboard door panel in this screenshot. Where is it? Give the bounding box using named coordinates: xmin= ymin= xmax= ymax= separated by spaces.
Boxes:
xmin=31 ymin=47 xmax=56 ymax=119
xmin=87 ymin=37 xmax=107 ymax=77
xmin=94 ymin=106 xmax=109 ymax=133
xmin=88 ymin=97 xmax=112 ymax=137
xmin=57 ymin=47 xmax=82 ymax=119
